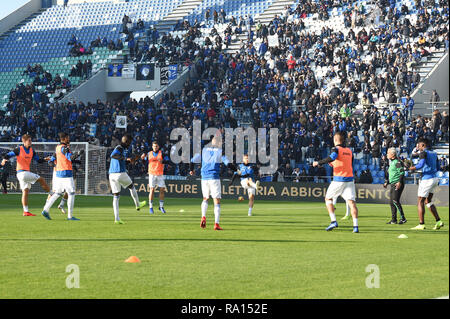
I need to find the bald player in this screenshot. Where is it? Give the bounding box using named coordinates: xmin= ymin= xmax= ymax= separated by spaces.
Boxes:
xmin=109 ymin=134 xmax=146 ymax=224
xmin=409 ymin=138 xmax=444 ymax=230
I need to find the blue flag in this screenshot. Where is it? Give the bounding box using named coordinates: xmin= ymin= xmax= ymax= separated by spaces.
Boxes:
xmin=108 ymin=64 xmax=123 ymax=77
xmin=169 ymin=64 xmax=178 ymax=82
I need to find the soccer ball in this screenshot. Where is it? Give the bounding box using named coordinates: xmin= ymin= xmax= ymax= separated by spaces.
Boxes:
xmin=238 ymin=196 xmax=245 ymax=202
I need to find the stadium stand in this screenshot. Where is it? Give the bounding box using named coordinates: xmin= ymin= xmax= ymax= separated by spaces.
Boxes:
xmin=0 ymin=0 xmax=448 ymax=184
xmin=154 ymin=0 xmax=204 ymax=34
xmin=0 ymin=0 xmax=184 ymax=101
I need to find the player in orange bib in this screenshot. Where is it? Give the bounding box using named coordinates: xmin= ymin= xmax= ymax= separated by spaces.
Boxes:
xmin=313 ymin=131 xmax=359 ymax=233
xmin=1 ymin=134 xmax=51 ymax=216
xmin=330 ymin=162 xmax=351 ymax=220
xmin=141 ymin=141 xmax=168 ymax=214
xmin=41 ymin=132 xmax=83 ymax=220
xmin=47 ymin=162 xmax=69 ymax=214
xmin=46 ymin=151 xmax=82 ymax=214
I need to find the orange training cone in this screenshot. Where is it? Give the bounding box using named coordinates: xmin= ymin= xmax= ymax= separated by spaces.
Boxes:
xmin=124 ymin=256 xmax=141 ymax=263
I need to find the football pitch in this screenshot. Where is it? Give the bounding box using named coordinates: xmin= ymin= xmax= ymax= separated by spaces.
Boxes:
xmin=0 ymin=194 xmax=448 ymax=299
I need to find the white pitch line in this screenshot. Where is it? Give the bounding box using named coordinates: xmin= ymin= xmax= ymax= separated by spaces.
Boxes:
xmin=176 ymin=205 xmax=385 ymax=213
xmin=435 ymin=295 xmax=449 ymax=299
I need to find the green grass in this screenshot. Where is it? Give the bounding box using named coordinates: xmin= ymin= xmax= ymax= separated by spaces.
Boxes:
xmin=0 ymin=194 xmax=448 ymax=299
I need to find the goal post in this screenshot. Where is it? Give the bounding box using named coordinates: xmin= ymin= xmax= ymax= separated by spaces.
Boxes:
xmin=0 ymin=142 xmax=108 ymax=195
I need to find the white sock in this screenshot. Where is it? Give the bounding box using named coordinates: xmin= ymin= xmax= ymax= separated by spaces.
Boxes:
xmin=129 ymin=187 xmax=139 ymax=207
xmin=149 ymin=201 xmax=153 ymax=208
xmin=248 ymin=207 xmax=252 ymax=215
xmin=345 ymin=202 xmax=350 ymax=216
xmin=214 ymin=204 xmax=221 ymax=224
xmin=159 ymin=200 xmax=164 ymax=208
xmin=59 ymin=198 xmax=67 ymax=208
xmin=23 ymin=205 xmax=29 ymax=212
xmin=353 ymin=218 xmax=358 ymax=227
xmin=44 ymin=193 xmax=60 ymax=212
xmin=113 ymin=195 xmax=120 ymax=221
xmin=329 ymin=212 xmax=336 ymax=222
xmin=67 ymin=193 xmax=75 ymax=219
xmin=201 ymin=200 xmax=208 ymax=218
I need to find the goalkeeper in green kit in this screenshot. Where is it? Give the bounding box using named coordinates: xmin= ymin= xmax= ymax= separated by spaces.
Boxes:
xmin=383 ymin=148 xmax=407 ymax=224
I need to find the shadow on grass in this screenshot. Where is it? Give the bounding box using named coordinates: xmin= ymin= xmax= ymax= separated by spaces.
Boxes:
xmin=60 ymin=216 xmax=310 ymax=224
xmin=356 ymin=229 xmax=449 ymax=234
xmin=0 ymin=238 xmax=355 ymax=244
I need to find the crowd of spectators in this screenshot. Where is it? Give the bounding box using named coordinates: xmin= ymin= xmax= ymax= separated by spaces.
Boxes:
xmin=68 ymin=34 xmax=94 ymax=57
xmin=0 ymin=0 xmax=449 ymax=183
xmin=89 ymin=36 xmax=124 ymax=51
xmin=22 ymin=64 xmax=44 ymax=77
xmin=69 ymin=59 xmax=93 ymax=79
xmin=10 ymin=64 xmax=73 ymax=106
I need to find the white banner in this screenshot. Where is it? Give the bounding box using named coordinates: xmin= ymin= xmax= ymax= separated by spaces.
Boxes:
xmin=115 ymin=116 xmax=127 ymax=129
xmin=122 ymin=64 xmax=135 ymax=79
xmin=268 ymin=35 xmax=279 ymax=47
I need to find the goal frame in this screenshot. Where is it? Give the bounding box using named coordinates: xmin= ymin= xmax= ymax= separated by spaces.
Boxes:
xmin=1 ymin=142 xmax=90 ymax=195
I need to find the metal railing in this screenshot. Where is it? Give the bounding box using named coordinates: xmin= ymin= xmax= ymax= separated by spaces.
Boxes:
xmin=288 ymin=101 xmax=449 ymax=116
xmin=149 ymin=63 xmax=192 ymax=101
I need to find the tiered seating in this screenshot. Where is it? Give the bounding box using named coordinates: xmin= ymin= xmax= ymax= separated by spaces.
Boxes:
xmin=167 ymin=0 xmax=448 ymax=184
xmin=0 ymin=0 xmax=448 ymax=184
xmin=188 ymin=0 xmax=272 ymax=25
xmin=0 ymin=46 xmax=122 ymax=102
xmin=0 ymin=0 xmax=183 ymax=101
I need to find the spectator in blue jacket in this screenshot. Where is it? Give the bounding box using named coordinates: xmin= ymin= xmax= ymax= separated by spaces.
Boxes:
xmin=258 ymin=40 xmax=268 ymax=57
xmin=405 ymin=95 xmax=414 ymax=123
xmin=406 ymin=126 xmax=416 ymax=154
xmin=68 ymin=34 xmax=77 ymax=45
xmin=152 ymin=28 xmax=159 ymax=45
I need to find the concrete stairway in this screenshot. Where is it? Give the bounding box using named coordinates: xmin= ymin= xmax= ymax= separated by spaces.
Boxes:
xmin=412 ymin=49 xmax=447 ymax=86
xmin=154 ymin=0 xmax=203 ymax=35
xmin=254 ymin=0 xmax=296 ymax=25
xmin=223 ymin=0 xmax=296 ymax=54
xmin=223 ymin=28 xmax=251 ymax=55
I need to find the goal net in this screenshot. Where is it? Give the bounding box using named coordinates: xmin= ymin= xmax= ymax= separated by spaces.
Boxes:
xmin=0 ymin=142 xmax=108 ymax=195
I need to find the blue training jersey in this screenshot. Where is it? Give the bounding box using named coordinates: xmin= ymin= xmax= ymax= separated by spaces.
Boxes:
xmin=239 ymin=163 xmax=254 ymax=181
xmin=192 ymin=147 xmax=229 ymax=180
xmin=415 ymin=150 xmax=438 ymax=180
xmin=109 ymin=145 xmax=130 ymax=174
